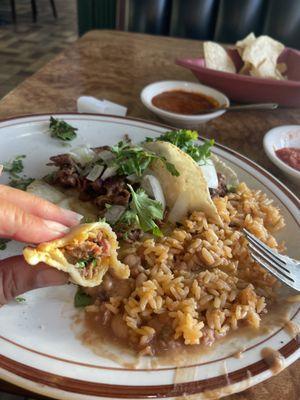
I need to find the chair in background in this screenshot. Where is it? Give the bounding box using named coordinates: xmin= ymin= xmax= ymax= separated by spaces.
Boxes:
xmin=77 ymin=0 xmax=300 ymax=49
xmin=10 ymin=0 xmax=57 ymax=23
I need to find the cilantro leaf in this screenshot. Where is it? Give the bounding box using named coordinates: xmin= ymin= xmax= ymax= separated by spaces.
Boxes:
xmin=0 ymin=239 xmax=10 ymax=251
xmin=146 ymin=129 xmax=214 ymax=164
xmin=74 ymin=287 xmax=93 ymax=308
xmin=49 ymin=116 xmax=77 ymax=141
xmin=110 ymin=141 xmax=179 ymax=177
xmin=124 ymin=185 xmax=164 ymax=236
xmin=76 ymin=257 xmax=97 ymax=269
xmin=9 ymin=177 xmax=34 ymax=191
xmin=3 ymin=155 xmax=26 ymax=178
xmin=2 ymin=154 xmax=34 ymax=190
xmin=146 ymin=129 xmax=198 ymax=149
xmin=185 ymin=139 xmax=215 ymax=165
xmin=15 ymin=297 xmax=26 ymax=303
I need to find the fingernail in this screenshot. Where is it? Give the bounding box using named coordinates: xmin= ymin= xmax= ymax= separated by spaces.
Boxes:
xmin=44 ymin=220 xmax=70 ymax=233
xmin=61 ymin=209 xmax=83 ymax=224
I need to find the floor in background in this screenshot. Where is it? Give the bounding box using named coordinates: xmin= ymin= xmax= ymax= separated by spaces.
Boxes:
xmin=0 ymin=0 xmax=78 ymax=99
xmin=0 ymin=1 xmax=77 ymax=397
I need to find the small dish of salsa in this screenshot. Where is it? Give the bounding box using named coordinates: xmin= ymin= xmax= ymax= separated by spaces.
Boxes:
xmin=263 ymin=125 xmax=300 ymax=186
xmin=140 ymin=80 xmax=229 ymax=128
xmin=275 ymin=147 xmax=300 ymax=171
xmin=151 ymin=90 xmax=220 ymax=115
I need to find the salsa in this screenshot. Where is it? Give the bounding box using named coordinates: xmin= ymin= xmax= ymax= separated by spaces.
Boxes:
xmin=152 ymin=90 xmax=219 ymax=115
xmin=275 ymin=147 xmax=300 ymax=171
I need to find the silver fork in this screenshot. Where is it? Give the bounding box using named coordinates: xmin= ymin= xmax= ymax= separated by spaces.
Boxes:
xmin=243 ymin=229 xmax=300 ymax=291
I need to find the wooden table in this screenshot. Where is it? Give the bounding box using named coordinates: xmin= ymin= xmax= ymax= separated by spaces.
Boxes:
xmin=0 ymin=30 xmax=299 ymax=400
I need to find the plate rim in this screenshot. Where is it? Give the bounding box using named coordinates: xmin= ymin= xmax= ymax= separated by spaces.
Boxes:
xmin=0 ymin=113 xmax=299 ymax=399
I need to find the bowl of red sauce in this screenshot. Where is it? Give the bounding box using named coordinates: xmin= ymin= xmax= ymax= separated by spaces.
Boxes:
xmin=263 ymin=125 xmax=300 ymax=185
xmin=140 ymin=80 xmax=229 ymax=128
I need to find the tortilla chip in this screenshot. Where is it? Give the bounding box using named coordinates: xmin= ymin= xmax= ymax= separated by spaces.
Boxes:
xmin=145 ymin=141 xmax=221 ymax=224
xmin=242 ymin=35 xmax=284 ymax=79
xmin=23 ymin=222 xmax=129 ymax=287
xmin=238 ymin=62 xmax=252 ymax=75
xmin=236 ymin=33 xmax=256 ymax=56
xmin=203 ymin=42 xmax=236 ymax=73
xmin=277 ymin=62 xmax=287 ymax=74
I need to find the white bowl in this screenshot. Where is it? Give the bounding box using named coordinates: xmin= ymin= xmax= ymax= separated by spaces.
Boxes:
xmin=263 ymin=125 xmax=300 ymax=186
xmin=140 ymin=80 xmax=230 ymax=128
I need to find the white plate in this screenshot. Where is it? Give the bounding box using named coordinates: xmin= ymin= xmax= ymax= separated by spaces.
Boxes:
xmin=140 ymin=80 xmax=229 ymax=128
xmin=263 ymin=125 xmax=300 ymax=186
xmin=0 ymin=114 xmax=299 ymax=400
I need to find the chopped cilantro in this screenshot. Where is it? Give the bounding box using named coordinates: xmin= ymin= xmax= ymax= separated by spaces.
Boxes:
xmin=185 ymin=139 xmax=215 ymax=165
xmin=15 ymin=297 xmax=26 ymax=303
xmin=3 ymin=155 xmax=26 ymax=178
xmin=74 ymin=287 xmax=93 ymax=308
xmin=119 ymin=185 xmax=163 ymax=237
xmin=0 ymin=239 xmax=10 ymax=251
xmin=9 ymin=177 xmax=34 ymax=191
xmin=146 ymin=129 xmax=214 ymax=164
xmin=76 ymin=257 xmax=97 ymax=269
xmin=49 ymin=116 xmax=77 ymax=141
xmin=146 ymin=129 xmax=198 ymax=148
xmin=2 ymin=154 xmax=34 ymax=190
xmin=227 ymin=184 xmax=237 ymax=193
xmin=110 ymin=141 xmax=179 ymax=177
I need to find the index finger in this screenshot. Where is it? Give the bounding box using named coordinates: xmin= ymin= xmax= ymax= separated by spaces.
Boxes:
xmin=0 ymin=184 xmax=82 ymax=227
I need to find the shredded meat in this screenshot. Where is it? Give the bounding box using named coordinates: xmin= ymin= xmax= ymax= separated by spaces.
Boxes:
xmin=209 ymin=173 xmax=228 ymax=198
xmin=48 ymin=152 xmax=130 ymax=212
xmin=94 ymin=176 xmax=130 ymax=209
xmin=65 ymin=241 xmax=103 ymax=259
xmin=64 ymin=234 xmax=111 ymax=278
xmin=48 ymin=154 xmax=81 ymax=188
xmin=92 ymin=145 xmax=111 ymax=153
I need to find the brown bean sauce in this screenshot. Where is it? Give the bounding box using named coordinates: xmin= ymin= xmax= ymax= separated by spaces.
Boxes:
xmin=75 ymin=293 xmax=297 ymax=367
xmin=151 ymin=90 xmax=219 ymax=115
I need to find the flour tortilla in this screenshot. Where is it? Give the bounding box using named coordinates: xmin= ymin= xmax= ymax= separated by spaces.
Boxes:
xmin=23 ymin=222 xmax=129 ymax=287
xmin=145 ymin=141 xmax=221 ymax=224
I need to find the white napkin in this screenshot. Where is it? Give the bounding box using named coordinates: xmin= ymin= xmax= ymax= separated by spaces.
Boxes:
xmin=77 ymin=96 xmax=127 ymax=116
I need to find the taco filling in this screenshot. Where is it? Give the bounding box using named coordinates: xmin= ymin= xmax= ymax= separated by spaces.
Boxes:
xmin=23 ymin=222 xmax=130 ymax=287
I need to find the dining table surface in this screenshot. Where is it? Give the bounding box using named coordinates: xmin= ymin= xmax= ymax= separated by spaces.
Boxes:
xmin=0 ymin=29 xmax=299 ymax=400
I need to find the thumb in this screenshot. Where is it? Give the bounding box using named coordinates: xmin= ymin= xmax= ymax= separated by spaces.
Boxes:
xmin=0 ymin=256 xmax=69 ymax=306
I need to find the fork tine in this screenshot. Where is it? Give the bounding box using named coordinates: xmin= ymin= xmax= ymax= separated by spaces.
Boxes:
xmin=250 ymin=252 xmax=295 ymax=289
xmin=247 ymin=240 xmax=291 ymax=274
xmin=248 ymin=244 xmax=294 ymax=282
xmin=243 ymin=229 xmax=288 ymax=268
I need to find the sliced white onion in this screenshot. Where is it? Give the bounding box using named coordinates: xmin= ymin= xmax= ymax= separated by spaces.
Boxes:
xmin=86 ymin=164 xmax=104 ymax=181
xmin=101 ymin=166 xmax=118 ymax=180
xmin=27 ymin=180 xmax=66 ymax=204
xmin=69 ymin=145 xmax=95 ymax=165
xmin=104 ymin=205 xmax=126 ymax=224
xmin=127 ymin=173 xmax=139 ymax=183
xmin=141 ymin=174 xmax=166 ymax=211
xmin=57 ymin=197 xmax=73 ymax=211
xmin=199 ymin=159 xmax=218 ymax=189
xmin=96 ymin=150 xmax=115 ymax=162
xmin=168 ymin=192 xmax=190 ymax=223
xmin=210 ymin=154 xmax=239 ymax=188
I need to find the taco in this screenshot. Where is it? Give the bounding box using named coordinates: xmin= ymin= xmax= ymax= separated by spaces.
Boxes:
xmin=144 ymin=141 xmax=222 ymax=224
xmin=23 ymin=222 xmax=130 ymax=287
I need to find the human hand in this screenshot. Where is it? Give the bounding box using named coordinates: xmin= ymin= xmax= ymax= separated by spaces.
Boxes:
xmin=0 ymin=183 xmax=82 ymax=305
xmin=0 ymin=256 xmax=69 ymax=305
